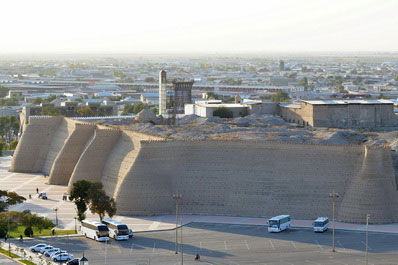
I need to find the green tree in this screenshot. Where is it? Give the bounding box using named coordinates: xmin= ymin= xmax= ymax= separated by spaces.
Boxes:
xmin=41 ymin=106 xmax=59 ymax=116
xmin=32 ymin=98 xmax=42 ymax=104
xmin=121 ymin=104 xmax=135 ymax=115
xmin=279 ymin=60 xmax=285 ymax=71
xmin=8 ymin=140 xmax=18 ymax=150
xmin=69 ymin=180 xmax=92 ymax=221
xmin=213 ymin=107 xmax=233 ymax=118
xmin=88 ymin=183 xmax=116 ymax=221
xmin=0 ymin=190 xmax=26 ymax=212
xmin=298 ymin=77 xmax=309 ymax=90
xmin=0 ymin=86 xmax=9 ymax=98
xmin=270 ymin=92 xmax=290 ymax=103
xmin=77 ymin=107 xmax=95 ymax=117
xmin=132 ymin=102 xmax=144 ymax=114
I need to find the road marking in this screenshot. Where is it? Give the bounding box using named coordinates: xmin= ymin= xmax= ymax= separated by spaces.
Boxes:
xmin=224 ymin=241 xmax=227 ymax=250
xmin=269 ymin=240 xmax=275 ymax=250
xmin=305 ymin=260 xmax=321 ymax=265
xmin=360 ymin=240 xmax=372 ymax=250
xmin=0 ymin=173 xmax=16 ymax=182
xmin=199 ymin=241 xmax=202 ymax=250
xmin=130 ymin=242 xmax=134 ymax=253
xmin=152 ymin=242 xmax=156 ymax=253
xmin=291 ymin=241 xmax=297 ymax=249
xmin=315 ymin=240 xmax=323 ymax=251
xmin=330 ymin=260 xmax=348 ymax=265
xmin=337 ymin=240 xmax=346 ymax=251
xmin=244 ymin=240 xmax=250 ymax=250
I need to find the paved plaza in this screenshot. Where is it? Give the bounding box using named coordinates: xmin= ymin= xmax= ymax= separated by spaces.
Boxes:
xmin=8 ymin=223 xmax=398 ymax=265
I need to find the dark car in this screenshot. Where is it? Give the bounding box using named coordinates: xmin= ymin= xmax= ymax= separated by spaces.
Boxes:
xmin=66 ymin=259 xmax=79 ymax=265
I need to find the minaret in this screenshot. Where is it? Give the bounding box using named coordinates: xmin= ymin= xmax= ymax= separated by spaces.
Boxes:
xmin=159 ymin=70 xmax=167 ymax=115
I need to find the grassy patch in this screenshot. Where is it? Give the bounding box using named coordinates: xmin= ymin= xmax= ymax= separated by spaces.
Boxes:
xmin=20 ymin=260 xmax=36 ymax=265
xmin=9 ymin=226 xmax=76 ymax=238
xmin=0 ymin=247 xmax=20 ymax=258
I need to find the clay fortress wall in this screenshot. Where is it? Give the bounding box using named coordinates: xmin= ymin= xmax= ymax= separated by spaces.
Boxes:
xmin=10 ymin=117 xmax=398 ymax=224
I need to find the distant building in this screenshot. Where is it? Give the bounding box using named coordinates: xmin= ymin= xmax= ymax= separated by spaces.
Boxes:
xmin=185 ymin=100 xmax=277 ymax=118
xmin=279 ymin=99 xmax=398 ymax=128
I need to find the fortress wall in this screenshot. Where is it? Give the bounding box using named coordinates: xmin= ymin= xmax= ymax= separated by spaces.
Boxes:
xmin=48 ymin=122 xmax=97 ymax=185
xmin=42 ymin=119 xmax=76 ymax=175
xmin=67 ymin=128 xmax=121 ymax=190
xmin=339 ymin=146 xmax=398 ymax=223
xmin=100 ymin=131 xmax=162 ymax=198
xmin=10 ymin=116 xmax=63 ymax=173
xmin=115 ymin=140 xmax=371 ymax=220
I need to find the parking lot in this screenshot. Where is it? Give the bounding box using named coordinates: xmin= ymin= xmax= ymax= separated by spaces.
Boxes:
xmin=10 ymin=223 xmax=398 ymax=265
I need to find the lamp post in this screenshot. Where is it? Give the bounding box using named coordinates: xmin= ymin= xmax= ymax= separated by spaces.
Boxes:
xmin=80 ymin=252 xmax=88 ymax=265
xmin=7 ymin=212 xmax=10 ymax=257
xmin=180 ymin=214 xmax=184 ymax=265
xmin=329 ymin=191 xmax=339 ymax=252
xmin=172 ymin=191 xmax=182 ymax=254
xmin=74 ymin=216 xmax=77 ymax=233
xmin=53 ymin=207 xmax=58 ymax=226
xmin=366 ymin=214 xmax=370 ymax=265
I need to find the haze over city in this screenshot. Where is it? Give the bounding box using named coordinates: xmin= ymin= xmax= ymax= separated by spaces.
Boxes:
xmin=1 ymin=0 xmax=398 ymax=54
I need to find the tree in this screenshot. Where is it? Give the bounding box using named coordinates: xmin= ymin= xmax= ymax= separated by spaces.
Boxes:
xmin=279 ymin=60 xmax=285 ymax=71
xmin=270 ymin=92 xmax=290 ymax=103
xmin=213 ymin=107 xmax=233 ymax=118
xmin=121 ymin=104 xmax=135 ymax=115
xmin=0 ymin=86 xmax=9 ymax=98
xmin=8 ymin=140 xmax=18 ymax=150
xmin=32 ymin=98 xmax=42 ymax=104
xmin=0 ymin=190 xmax=26 ymax=212
xmin=298 ymin=77 xmax=309 ymax=90
xmin=69 ymin=180 xmax=92 ymax=221
xmin=41 ymin=106 xmax=59 ymax=116
xmin=132 ymin=102 xmax=144 ymax=114
xmin=88 ymin=184 xmax=116 ymax=221
xmin=77 ymin=107 xmax=95 ymax=117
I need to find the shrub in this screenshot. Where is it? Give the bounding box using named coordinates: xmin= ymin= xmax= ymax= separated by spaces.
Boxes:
xmin=24 ymin=227 xmax=33 ymax=237
xmin=213 ymin=107 xmax=233 ymax=118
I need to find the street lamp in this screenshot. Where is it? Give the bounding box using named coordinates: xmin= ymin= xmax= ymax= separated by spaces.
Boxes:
xmin=80 ymin=253 xmax=88 ymax=265
xmin=172 ymin=191 xmax=182 ymax=254
xmin=329 ymin=191 xmax=339 ymax=252
xmin=366 ymin=214 xmax=370 ymax=265
xmin=180 ymin=214 xmax=184 ymax=265
xmin=74 ymin=216 xmax=77 ymax=233
xmin=53 ymin=207 xmax=58 ymax=226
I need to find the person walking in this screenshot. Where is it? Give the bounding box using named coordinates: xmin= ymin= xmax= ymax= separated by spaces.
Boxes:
xmin=36 ymin=188 xmax=39 ymax=194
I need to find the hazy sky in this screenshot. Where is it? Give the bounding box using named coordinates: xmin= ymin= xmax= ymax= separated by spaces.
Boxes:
xmin=1 ymin=0 xmax=397 ymax=54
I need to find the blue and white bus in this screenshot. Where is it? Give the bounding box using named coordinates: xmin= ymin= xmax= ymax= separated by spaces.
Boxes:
xmin=81 ymin=220 xmax=109 ymax=242
xmin=268 ymin=215 xmax=291 ymax=233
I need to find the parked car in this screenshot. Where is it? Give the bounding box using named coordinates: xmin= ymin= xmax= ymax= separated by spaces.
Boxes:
xmin=50 ymin=250 xmax=67 ymax=258
xmin=38 ymin=192 xmax=47 ymax=199
xmin=39 ymin=245 xmax=54 ymax=253
xmin=52 ymin=253 xmax=73 ymax=262
xmin=44 ymin=248 xmax=60 ymax=257
xmin=66 ymin=259 xmax=79 ymax=265
xmin=29 ymin=244 xmax=48 ymax=252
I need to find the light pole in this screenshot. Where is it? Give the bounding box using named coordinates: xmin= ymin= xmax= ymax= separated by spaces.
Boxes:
xmin=329 ymin=191 xmax=339 ymax=252
xmin=366 ymin=214 xmax=370 ymax=265
xmin=53 ymin=207 xmax=58 ymax=226
xmin=172 ymin=191 xmax=182 ymax=254
xmin=180 ymin=214 xmax=183 ymax=265
xmin=74 ymin=216 xmax=77 ymax=233
xmin=7 ymin=212 xmax=10 ymax=257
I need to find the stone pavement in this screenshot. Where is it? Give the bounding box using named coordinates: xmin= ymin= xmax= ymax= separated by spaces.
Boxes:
xmin=2 ymin=156 xmax=398 ymax=235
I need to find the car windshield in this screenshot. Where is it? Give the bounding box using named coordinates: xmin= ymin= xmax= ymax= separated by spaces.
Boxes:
xmin=269 ymin=220 xmax=279 ymax=227
xmin=314 ymin=222 xmax=325 ymax=227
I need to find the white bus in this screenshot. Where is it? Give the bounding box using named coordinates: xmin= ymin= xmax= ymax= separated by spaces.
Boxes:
xmin=268 ymin=215 xmax=291 ymax=233
xmin=101 ymin=218 xmax=130 ymax=240
xmin=81 ymin=220 xmax=109 ymax=242
xmin=313 ymin=217 xmax=329 ymax=233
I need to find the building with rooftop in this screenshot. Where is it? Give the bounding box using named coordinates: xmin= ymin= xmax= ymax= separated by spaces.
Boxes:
xmin=279 ymin=99 xmax=398 ymax=128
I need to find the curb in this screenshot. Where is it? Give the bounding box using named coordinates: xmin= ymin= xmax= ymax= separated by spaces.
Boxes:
xmin=0 ymin=249 xmax=24 ymax=265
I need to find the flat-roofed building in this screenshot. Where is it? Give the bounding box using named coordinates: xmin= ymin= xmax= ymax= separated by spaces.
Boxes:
xmin=279 ymin=99 xmax=397 ymax=128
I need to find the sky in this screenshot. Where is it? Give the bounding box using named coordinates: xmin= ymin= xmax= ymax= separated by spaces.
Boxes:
xmin=0 ymin=0 xmax=397 ymax=54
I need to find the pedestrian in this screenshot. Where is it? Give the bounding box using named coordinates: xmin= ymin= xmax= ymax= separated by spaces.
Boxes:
xmin=4 ymin=234 xmax=7 ymax=242
xmin=29 ymin=194 xmax=32 ymax=199
xmin=36 ymin=188 xmax=39 ymax=194
xmin=194 ymin=253 xmax=200 ymax=261
xmin=19 ymin=235 xmax=23 ymax=242
xmin=51 ymin=228 xmax=55 ymax=236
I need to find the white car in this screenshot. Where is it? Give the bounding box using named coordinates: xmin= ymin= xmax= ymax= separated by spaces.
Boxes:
xmin=50 ymin=250 xmax=67 ymax=258
xmin=39 ymin=245 xmax=54 ymax=253
xmin=52 ymin=253 xmax=74 ymax=262
xmin=29 ymin=244 xmax=48 ymax=252
xmin=44 ymin=248 xmax=60 ymax=257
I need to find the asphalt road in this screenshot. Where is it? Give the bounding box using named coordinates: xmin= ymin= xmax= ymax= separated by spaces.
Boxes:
xmin=11 ymin=223 xmax=398 ymax=265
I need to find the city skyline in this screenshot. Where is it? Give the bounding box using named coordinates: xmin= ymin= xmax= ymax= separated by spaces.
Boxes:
xmin=0 ymin=0 xmax=397 ymax=54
